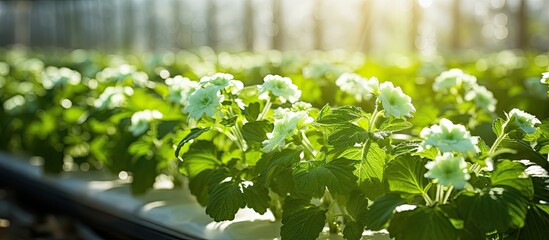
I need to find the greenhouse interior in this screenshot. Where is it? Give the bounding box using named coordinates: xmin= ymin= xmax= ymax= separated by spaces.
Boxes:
xmin=1 ymin=0 xmax=549 ymax=239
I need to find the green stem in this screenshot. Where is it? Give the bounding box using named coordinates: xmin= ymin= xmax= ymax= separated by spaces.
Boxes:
xmin=442 ymin=185 xmax=454 ymax=204
xmin=368 ymin=101 xmax=380 ymax=132
xmin=257 ymin=98 xmax=272 ymax=121
xmin=301 ymin=130 xmax=316 ymax=158
xmin=422 ymin=182 xmax=434 ymax=206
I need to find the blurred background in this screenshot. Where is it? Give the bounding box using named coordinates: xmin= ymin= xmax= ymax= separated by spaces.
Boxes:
xmin=1 ymin=0 xmax=548 ymax=55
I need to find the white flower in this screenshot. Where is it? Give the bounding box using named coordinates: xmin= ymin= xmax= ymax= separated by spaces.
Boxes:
xmin=335 ymin=73 xmax=378 ymax=101
xmin=541 ymin=72 xmax=549 ymax=84
xmin=425 ymin=153 xmax=470 ymax=189
xmin=378 ymin=82 xmax=415 ymax=118
xmin=262 ymin=110 xmax=312 ymax=152
xmin=508 ymin=108 xmax=541 ymax=134
xmin=41 ymin=66 xmax=81 ymax=89
xmin=94 ymin=86 xmax=134 ymax=110
xmin=259 ymin=75 xmax=301 ymax=103
xmin=465 ymin=84 xmax=497 ymax=112
xmin=183 ymin=86 xmax=223 ymax=120
xmin=0 ymin=62 xmax=9 ymax=76
xmin=3 ymin=95 xmax=26 ymax=114
xmin=165 ymin=75 xmax=199 ymax=106
xmin=226 ymin=79 xmax=244 ymax=95
xmin=420 ymin=118 xmax=479 ymax=154
xmin=128 ymin=110 xmax=163 ymax=136
xmin=199 ymin=73 xmax=234 ymax=89
xmin=433 ymin=69 xmax=477 ymax=92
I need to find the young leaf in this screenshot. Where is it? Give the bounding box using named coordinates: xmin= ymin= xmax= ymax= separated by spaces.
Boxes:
xmin=175 ymin=127 xmax=210 ymax=158
xmin=492 ymin=118 xmax=505 ymax=138
xmin=205 ymin=181 xmax=246 ymax=221
xmin=243 ymin=184 xmax=271 ymax=214
xmin=365 ymin=193 xmax=406 ymax=230
xmin=281 ymin=198 xmax=327 ymax=240
xmin=385 ymin=155 xmax=429 ymax=197
xmin=220 ymin=116 xmax=238 ymax=127
xmin=387 ymin=206 xmax=459 ymax=240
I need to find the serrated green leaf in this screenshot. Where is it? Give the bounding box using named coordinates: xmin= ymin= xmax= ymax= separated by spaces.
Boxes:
xmin=243 ymin=184 xmax=271 ymax=214
xmin=281 ymin=199 xmax=327 ymax=240
xmin=328 ymin=123 xmax=369 ymax=148
xmin=354 ymin=142 xmax=386 ymax=196
xmin=346 ymin=190 xmax=369 ymax=225
xmin=157 ymin=120 xmax=179 ymax=139
xmin=205 ymin=181 xmax=246 ymax=221
xmin=343 ymin=220 xmax=364 ymax=240
xmin=243 ymin=102 xmax=260 ymax=121
xmin=316 ymin=105 xmax=363 ymax=125
xmin=365 ymin=193 xmax=406 ymax=230
xmin=457 ymin=187 xmax=530 ymax=234
xmin=387 ymin=206 xmax=459 ymax=240
xmin=385 ymin=155 xmax=429 ymax=196
xmin=130 ymin=156 xmax=157 ymax=195
xmin=180 ymin=140 xmax=220 ymax=178
xmin=518 ymin=204 xmax=549 ymax=240
xmin=491 ymin=160 xmax=534 ymax=199
xmin=327 ymin=146 xmax=362 ymax=161
xmin=294 ymin=158 xmax=358 ymax=198
xmin=175 ymin=127 xmax=210 ymax=158
xmin=241 ymin=120 xmax=273 ymax=147
xmin=188 ymin=169 xmax=213 ymax=206
xmin=380 ymin=118 xmax=413 ymax=133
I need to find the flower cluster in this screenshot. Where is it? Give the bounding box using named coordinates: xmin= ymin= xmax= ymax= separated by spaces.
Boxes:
xmin=424 ymin=153 xmax=470 ymax=189
xmin=335 ymin=73 xmax=379 ymax=101
xmin=94 ymin=86 xmax=134 ymax=110
xmin=433 ymin=68 xmax=477 ymax=92
xmin=96 ymin=64 xmax=149 ymax=87
xmin=183 ymin=86 xmax=223 ymax=120
xmin=259 ymin=75 xmax=301 ymax=103
xmin=128 ymin=110 xmax=163 ymax=136
xmin=41 ymin=66 xmax=81 ymax=90
xmin=165 ymin=75 xmax=198 ymax=106
xmin=420 ymin=118 xmax=479 ymax=154
xmin=464 ymin=85 xmax=497 ymax=112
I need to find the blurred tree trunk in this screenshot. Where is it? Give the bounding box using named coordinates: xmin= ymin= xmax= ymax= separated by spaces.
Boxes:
xmin=410 ymin=0 xmax=420 ymax=52
xmin=14 ymin=1 xmax=31 ymax=46
xmin=313 ymin=0 xmax=323 ymax=50
xmin=123 ymin=0 xmax=134 ymax=52
xmin=452 ymin=0 xmax=461 ymax=49
xmin=272 ymin=0 xmax=283 ymax=50
xmin=207 ymin=0 xmax=217 ymax=49
xmin=357 ymin=0 xmax=372 ymax=52
xmin=244 ymin=0 xmax=254 ymax=50
xmin=518 ymin=0 xmax=528 ymax=50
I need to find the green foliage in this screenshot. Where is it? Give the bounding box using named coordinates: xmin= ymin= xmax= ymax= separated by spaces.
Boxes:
xmin=281 ymin=198 xmax=327 ymax=240
xmin=388 ymin=206 xmax=459 ymax=240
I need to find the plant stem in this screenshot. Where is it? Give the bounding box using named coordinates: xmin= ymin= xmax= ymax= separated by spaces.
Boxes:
xmin=442 ymin=185 xmax=454 ymax=204
xmin=257 ymin=98 xmax=272 ymax=121
xmin=301 ymin=130 xmax=316 ymax=158
xmin=368 ymin=101 xmax=380 ymax=132
xmin=436 ymin=184 xmax=443 ymax=203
